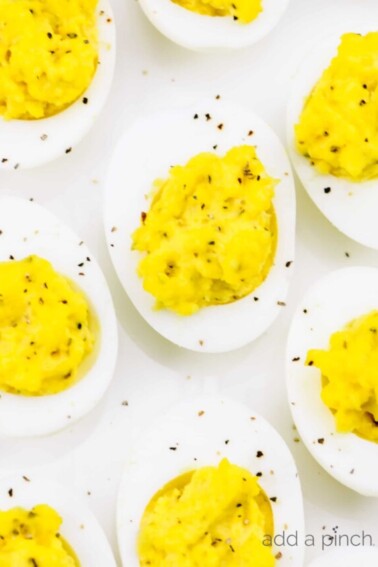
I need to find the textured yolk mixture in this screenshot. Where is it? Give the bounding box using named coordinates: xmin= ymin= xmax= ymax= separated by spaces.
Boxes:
xmin=295 ymin=32 xmax=378 ymax=181
xmin=0 ymin=505 xmax=79 ymax=566
xmin=0 ymin=0 xmax=98 ymax=120
xmin=138 ymin=459 xmax=275 ymax=567
xmin=0 ymin=255 xmax=95 ymax=396
xmin=132 ymin=146 xmax=277 ymax=316
xmin=171 ymin=0 xmax=262 ymax=23
xmin=307 ymin=311 xmax=378 ymax=443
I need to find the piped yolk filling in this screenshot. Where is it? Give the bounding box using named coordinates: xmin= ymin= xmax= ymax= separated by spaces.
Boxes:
xmin=0 ymin=255 xmax=95 ymax=396
xmin=307 ymin=310 xmax=378 ymax=443
xmin=138 ymin=458 xmax=275 ymax=567
xmin=295 ymin=32 xmax=378 ymax=181
xmin=132 ymin=145 xmax=277 ymax=316
xmin=171 ymin=0 xmax=262 ymax=24
xmin=0 ymin=505 xmax=79 ymax=566
xmin=0 ymin=0 xmax=98 ymax=120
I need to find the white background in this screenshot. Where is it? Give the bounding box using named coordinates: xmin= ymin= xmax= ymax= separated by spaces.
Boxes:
xmin=0 ymin=0 xmax=378 ymax=564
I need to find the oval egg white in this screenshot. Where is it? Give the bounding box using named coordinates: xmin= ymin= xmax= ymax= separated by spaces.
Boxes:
xmin=105 ymin=99 xmax=296 ymax=353
xmin=117 ymin=395 xmax=305 ymax=566
xmin=0 ymin=474 xmax=116 ymax=566
xmin=287 ymin=28 xmax=378 ymax=250
xmin=0 ymin=0 xmax=116 ymax=170
xmin=286 ymin=267 xmax=378 ymax=496
xmin=308 ymin=548 xmax=378 ymax=567
xmin=138 ymin=0 xmax=289 ymax=51
xmin=0 ymin=196 xmax=118 ymax=437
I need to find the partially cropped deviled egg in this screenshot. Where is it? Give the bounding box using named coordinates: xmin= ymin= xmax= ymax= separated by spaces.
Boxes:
xmin=105 ymin=98 xmax=296 ymax=353
xmin=137 ymin=0 xmax=290 ymax=51
xmin=117 ymin=395 xmax=305 ymax=566
xmin=286 ymin=267 xmax=378 ymax=496
xmin=0 ymin=196 xmax=118 ymax=437
xmin=0 ymin=474 xmax=116 ymax=566
xmin=308 ymin=548 xmax=378 ymax=567
xmin=0 ymin=0 xmax=115 ymax=170
xmin=287 ymin=30 xmax=378 ymax=249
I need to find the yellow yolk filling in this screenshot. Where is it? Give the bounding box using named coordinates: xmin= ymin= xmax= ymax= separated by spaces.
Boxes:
xmin=0 ymin=505 xmax=79 ymax=566
xmin=295 ymin=32 xmax=378 ymax=181
xmin=307 ymin=311 xmax=378 ymax=443
xmin=0 ymin=255 xmax=95 ymax=396
xmin=138 ymin=458 xmax=275 ymax=567
xmin=132 ymin=146 xmax=277 ymax=316
xmin=171 ymin=0 xmax=262 ymax=23
xmin=0 ymin=0 xmax=98 ymax=120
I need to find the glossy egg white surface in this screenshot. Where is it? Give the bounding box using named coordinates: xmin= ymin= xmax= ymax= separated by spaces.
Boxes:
xmin=286 ymin=267 xmax=378 ymax=496
xmin=138 ymin=0 xmax=290 ymax=51
xmin=0 ymin=474 xmax=116 ymax=566
xmin=105 ymin=99 xmax=296 ymax=353
xmin=117 ymin=395 xmax=305 ymax=566
xmin=0 ymin=0 xmax=116 ymax=171
xmin=0 ymin=196 xmax=118 ymax=437
xmin=286 ymin=27 xmax=378 ymax=250
xmin=308 ymin=548 xmax=378 ymax=567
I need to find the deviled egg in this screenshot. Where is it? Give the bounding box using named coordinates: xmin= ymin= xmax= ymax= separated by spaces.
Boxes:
xmin=286 ymin=267 xmax=378 ymax=496
xmin=0 ymin=474 xmax=116 ymax=566
xmin=117 ymin=396 xmax=305 ymax=566
xmin=0 ymin=0 xmax=115 ymax=170
xmin=0 ymin=196 xmax=118 ymax=437
xmin=287 ymin=30 xmax=378 ymax=249
xmin=137 ymin=0 xmax=290 ymax=51
xmin=105 ymin=99 xmax=296 ymax=352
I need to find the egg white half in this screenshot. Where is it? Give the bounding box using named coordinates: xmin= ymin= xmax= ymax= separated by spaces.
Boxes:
xmin=0 ymin=474 xmax=116 ymax=566
xmin=0 ymin=196 xmax=118 ymax=437
xmin=286 ymin=267 xmax=378 ymax=496
xmin=308 ymin=548 xmax=378 ymax=567
xmin=0 ymin=0 xmax=116 ymax=171
xmin=105 ymin=98 xmax=296 ymax=353
xmin=138 ymin=0 xmax=289 ymax=51
xmin=287 ymin=28 xmax=378 ymax=250
xmin=117 ymin=395 xmax=305 ymax=566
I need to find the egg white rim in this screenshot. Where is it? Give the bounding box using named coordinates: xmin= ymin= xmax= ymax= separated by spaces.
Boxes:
xmin=287 ymin=27 xmax=378 ymax=250
xmin=0 ymin=0 xmax=116 ymax=171
xmin=117 ymin=395 xmax=305 ymax=566
xmin=138 ymin=0 xmax=290 ymax=52
xmin=0 ymin=474 xmax=116 ymax=566
xmin=0 ymin=196 xmax=118 ymax=437
xmin=308 ymin=548 xmax=378 ymax=567
xmin=286 ymin=266 xmax=378 ymax=496
xmin=104 ymin=98 xmax=296 ymax=353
